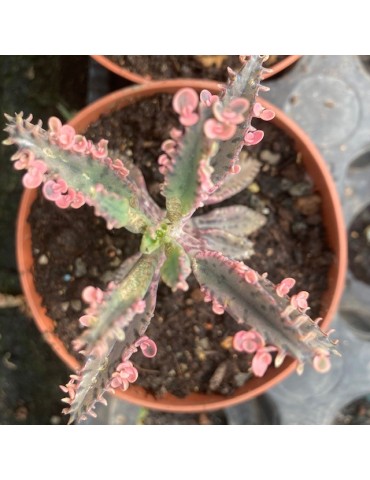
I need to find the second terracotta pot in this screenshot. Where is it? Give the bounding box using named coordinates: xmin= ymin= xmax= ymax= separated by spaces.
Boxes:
xmin=16 ymin=79 xmax=346 ymax=413
xmin=91 ymin=55 xmax=302 ymax=84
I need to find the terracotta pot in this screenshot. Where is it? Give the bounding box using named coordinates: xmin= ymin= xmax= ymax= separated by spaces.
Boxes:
xmin=16 ymin=79 xmax=346 ymax=413
xmin=91 ymin=55 xmax=302 ymax=84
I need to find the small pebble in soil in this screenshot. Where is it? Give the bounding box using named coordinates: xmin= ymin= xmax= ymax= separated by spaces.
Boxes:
xmin=260 ymin=149 xmax=281 ymax=165
xmin=38 ymin=254 xmax=48 ymax=265
xmin=50 ymin=415 xmax=61 ymax=425
xmin=71 ymin=300 xmax=82 ymax=312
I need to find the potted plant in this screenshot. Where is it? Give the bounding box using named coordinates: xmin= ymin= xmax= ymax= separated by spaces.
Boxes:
xmin=5 ymin=55 xmax=345 ymax=423
xmin=91 ymin=55 xmax=302 ymax=84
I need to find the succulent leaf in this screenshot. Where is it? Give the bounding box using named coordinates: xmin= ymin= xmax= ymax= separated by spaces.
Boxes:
xmin=74 ymin=252 xmax=162 ymax=355
xmin=163 ymin=108 xmax=214 ymax=222
xmin=205 ymin=153 xmax=261 ymax=205
xmin=162 ymin=55 xmax=268 ymax=224
xmin=4 ymin=113 xmax=152 ymax=233
xmin=210 ymin=55 xmax=268 ymax=186
xmin=186 ymin=205 xmax=266 ymax=260
xmin=66 ymin=256 xmax=161 ymax=423
xmin=160 ymin=241 xmax=191 ymax=291
xmin=191 ymin=250 xmax=339 ymax=369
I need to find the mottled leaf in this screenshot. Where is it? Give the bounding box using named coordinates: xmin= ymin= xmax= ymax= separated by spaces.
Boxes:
xmin=67 ymin=258 xmax=161 ymax=423
xmin=191 ymin=250 xmax=338 ymax=366
xmin=160 ymin=241 xmax=191 ymax=291
xmin=205 ymin=153 xmax=261 ymax=205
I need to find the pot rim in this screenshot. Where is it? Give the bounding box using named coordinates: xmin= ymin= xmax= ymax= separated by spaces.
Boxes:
xmin=16 ymin=79 xmax=347 ymax=413
xmin=91 ymin=55 xmax=302 ymax=84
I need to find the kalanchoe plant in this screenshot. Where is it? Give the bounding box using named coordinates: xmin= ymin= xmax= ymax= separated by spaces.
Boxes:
xmin=3 ymin=55 xmax=339 ymax=423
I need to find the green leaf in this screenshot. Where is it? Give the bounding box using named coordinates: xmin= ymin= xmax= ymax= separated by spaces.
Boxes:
xmin=160 ymin=241 xmax=191 ymax=291
xmin=188 ymin=205 xmax=266 ymax=259
xmin=163 ymin=115 xmax=211 ymax=222
xmin=4 ymin=114 xmax=152 ymax=233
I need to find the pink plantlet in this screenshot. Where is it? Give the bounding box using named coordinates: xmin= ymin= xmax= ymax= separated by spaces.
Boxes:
xmin=58 ymin=125 xmax=76 ymax=150
xmin=55 ymin=187 xmax=77 ymax=209
xmin=79 ymin=315 xmax=95 ymax=327
xmin=276 ymin=277 xmax=296 ymax=297
xmin=48 ymin=116 xmax=62 ymax=135
xmin=172 ymin=88 xmax=199 ymax=127
xmin=284 ymin=314 xmax=308 ymax=329
xmin=213 ymin=97 xmax=249 ymax=125
xmin=244 ymin=129 xmax=264 ymax=146
xmin=251 ymin=346 xmax=277 ymax=377
xmin=253 ymin=102 xmax=275 ymax=121
xmin=290 ymin=291 xmax=309 ymax=312
xmin=217 ymin=84 xmax=227 ymax=97
xmin=244 ymin=269 xmax=258 ymax=285
xmin=133 ymin=300 xmax=146 ymax=314
xmin=313 ymin=350 xmax=331 ymax=373
xmin=233 ymin=330 xmax=265 ymax=353
xmin=227 ymin=67 xmax=237 ymax=81
xmin=87 ymin=409 xmax=97 ymax=419
xmin=122 ymin=344 xmax=139 ymax=362
xmin=169 ymin=127 xmax=183 ymax=141
xmin=71 ymin=191 xmax=85 ymax=208
xmin=92 ymin=139 xmax=109 ymax=159
xmin=85 ymin=139 xmax=94 ymax=155
xmin=59 ymin=375 xmax=78 ymax=405
xmin=135 ymin=335 xmax=157 ymax=358
xmin=200 ymin=89 xmax=219 ymax=107
xmin=12 ymin=148 xmax=35 ymax=170
xmin=198 ymin=158 xmax=215 ymax=195
xmin=201 ymin=287 xmax=212 ymax=303
xmin=72 ymin=134 xmax=88 ymax=153
xmin=257 ymin=84 xmax=270 ymax=94
xmin=212 ymin=299 xmax=224 ymax=315
xmin=204 ymin=118 xmax=236 ymax=141
xmin=274 ymin=350 xmax=286 ymax=368
xmin=71 ymin=338 xmax=86 ymax=352
xmin=234 ymin=262 xmax=247 ymax=276
xmin=42 ymin=178 xmax=68 ymax=201
xmin=230 ymin=164 xmax=241 ymax=174
xmin=22 ymin=159 xmax=47 ymax=188
xmin=161 ymin=139 xmax=177 ymax=156
xmin=158 ymin=154 xmax=170 ymax=166
xmin=82 ymin=286 xmax=104 ymax=305
xmin=110 ymin=361 xmax=138 ymax=389
xmin=158 ymin=154 xmax=172 ymax=175
xmin=111 ymin=159 xmax=129 ymax=178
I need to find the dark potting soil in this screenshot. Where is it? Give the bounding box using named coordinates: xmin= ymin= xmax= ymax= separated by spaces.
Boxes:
xmin=140 ymin=409 xmax=228 ymax=425
xmin=106 ymin=55 xmax=288 ymax=82
xmin=348 ymin=205 xmax=370 ymax=285
xmin=29 ymin=93 xmax=333 ymax=400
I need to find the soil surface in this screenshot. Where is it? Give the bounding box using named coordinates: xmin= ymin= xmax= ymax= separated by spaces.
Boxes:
xmin=140 ymin=409 xmax=228 ymax=425
xmin=106 ymin=55 xmax=288 ymax=82
xmin=29 ymin=93 xmax=333 ymax=400
xmin=348 ymin=205 xmax=370 ymax=284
